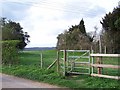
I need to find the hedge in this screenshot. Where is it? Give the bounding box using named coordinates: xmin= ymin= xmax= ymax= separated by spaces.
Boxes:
xmin=1 ymin=40 xmax=20 ymax=65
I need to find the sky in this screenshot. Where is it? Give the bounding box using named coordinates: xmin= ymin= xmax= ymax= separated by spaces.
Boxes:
xmin=1 ymin=0 xmax=119 ymax=47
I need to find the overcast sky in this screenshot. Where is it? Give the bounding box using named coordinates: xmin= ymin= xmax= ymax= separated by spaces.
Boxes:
xmin=1 ymin=0 xmax=119 ymax=47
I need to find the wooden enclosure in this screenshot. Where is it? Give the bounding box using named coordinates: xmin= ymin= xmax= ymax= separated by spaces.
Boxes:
xmin=57 ymin=50 xmax=120 ymax=80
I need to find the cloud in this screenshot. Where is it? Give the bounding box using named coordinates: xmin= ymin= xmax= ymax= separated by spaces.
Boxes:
xmin=2 ymin=0 xmax=119 ymax=47
xmin=0 ymin=2 xmax=2 ymax=16
xmin=87 ymin=0 xmax=119 ymax=12
xmin=84 ymin=6 xmax=106 ymax=18
xmin=2 ymin=1 xmax=30 ymax=21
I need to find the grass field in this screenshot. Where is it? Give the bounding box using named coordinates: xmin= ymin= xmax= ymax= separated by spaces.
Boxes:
xmin=2 ymin=50 xmax=120 ymax=89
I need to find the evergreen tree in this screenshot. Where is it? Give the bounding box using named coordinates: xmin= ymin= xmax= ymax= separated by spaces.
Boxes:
xmin=78 ymin=18 xmax=86 ymax=34
xmin=100 ymin=6 xmax=120 ymax=53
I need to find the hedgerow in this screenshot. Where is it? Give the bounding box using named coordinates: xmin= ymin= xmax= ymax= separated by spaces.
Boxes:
xmin=1 ymin=40 xmax=20 ymax=65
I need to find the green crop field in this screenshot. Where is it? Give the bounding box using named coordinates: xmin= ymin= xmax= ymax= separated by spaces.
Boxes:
xmin=1 ymin=50 xmax=120 ymax=89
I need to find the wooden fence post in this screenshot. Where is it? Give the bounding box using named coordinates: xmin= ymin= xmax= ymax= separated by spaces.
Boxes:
xmin=40 ymin=53 xmax=43 ymax=69
xmin=96 ymin=56 xmax=102 ymax=74
xmin=104 ymin=46 xmax=107 ymax=54
xmin=91 ymin=50 xmax=94 ymax=74
xmin=57 ymin=50 xmax=60 ymax=73
xmin=63 ymin=50 xmax=67 ymax=76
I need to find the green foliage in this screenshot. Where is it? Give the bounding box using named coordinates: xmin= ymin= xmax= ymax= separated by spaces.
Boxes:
xmin=0 ymin=18 xmax=30 ymax=49
xmin=78 ymin=18 xmax=86 ymax=34
xmin=2 ymin=50 xmax=120 ymax=89
xmin=115 ymin=18 xmax=120 ymax=30
xmin=1 ymin=40 xmax=20 ymax=65
xmin=57 ymin=19 xmax=93 ymax=50
xmin=100 ymin=7 xmax=120 ymax=53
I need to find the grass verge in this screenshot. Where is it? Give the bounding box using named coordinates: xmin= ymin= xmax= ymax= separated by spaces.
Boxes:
xmin=1 ymin=50 xmax=120 ymax=89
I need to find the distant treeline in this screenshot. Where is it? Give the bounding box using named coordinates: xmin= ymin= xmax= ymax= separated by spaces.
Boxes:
xmin=24 ymin=47 xmax=56 ymax=51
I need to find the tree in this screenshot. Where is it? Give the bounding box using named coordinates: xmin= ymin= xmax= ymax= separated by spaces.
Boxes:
xmin=78 ymin=18 xmax=86 ymax=34
xmin=100 ymin=6 xmax=120 ymax=53
xmin=115 ymin=18 xmax=120 ymax=29
xmin=0 ymin=18 xmax=30 ymax=49
xmin=56 ymin=19 xmax=93 ymax=50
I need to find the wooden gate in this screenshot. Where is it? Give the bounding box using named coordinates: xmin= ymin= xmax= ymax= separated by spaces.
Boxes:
xmin=57 ymin=50 xmax=120 ymax=80
xmin=58 ymin=50 xmax=90 ymax=76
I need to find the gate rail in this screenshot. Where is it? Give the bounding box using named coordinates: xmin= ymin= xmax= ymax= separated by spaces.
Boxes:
xmin=90 ymin=54 xmax=120 ymax=80
xmin=58 ymin=50 xmax=90 ymax=76
xmin=57 ymin=50 xmax=120 ymax=80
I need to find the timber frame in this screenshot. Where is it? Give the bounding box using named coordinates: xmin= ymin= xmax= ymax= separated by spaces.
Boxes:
xmin=57 ymin=50 xmax=120 ymax=80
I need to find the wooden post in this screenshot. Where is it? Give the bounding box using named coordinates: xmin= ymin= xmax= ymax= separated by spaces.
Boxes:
xmin=96 ymin=57 xmax=102 ymax=74
xmin=40 ymin=53 xmax=43 ymax=69
xmin=88 ymin=50 xmax=91 ymax=74
xmin=104 ymin=46 xmax=107 ymax=54
xmin=63 ymin=50 xmax=67 ymax=76
xmin=99 ymin=35 xmax=102 ymax=53
xmin=57 ymin=51 xmax=60 ymax=73
xmin=91 ymin=50 xmax=94 ymax=74
xmin=47 ymin=59 xmax=57 ymax=70
xmin=71 ymin=61 xmax=75 ymax=71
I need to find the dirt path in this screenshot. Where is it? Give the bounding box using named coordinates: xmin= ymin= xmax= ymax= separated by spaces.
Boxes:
xmin=0 ymin=73 xmax=64 ymax=89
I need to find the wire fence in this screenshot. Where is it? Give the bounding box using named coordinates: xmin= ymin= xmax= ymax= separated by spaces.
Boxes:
xmin=19 ymin=50 xmax=57 ymax=69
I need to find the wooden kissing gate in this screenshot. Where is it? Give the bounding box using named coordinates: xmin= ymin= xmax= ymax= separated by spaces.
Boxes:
xmin=57 ymin=50 xmax=90 ymax=76
xmin=56 ymin=50 xmax=120 ymax=80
